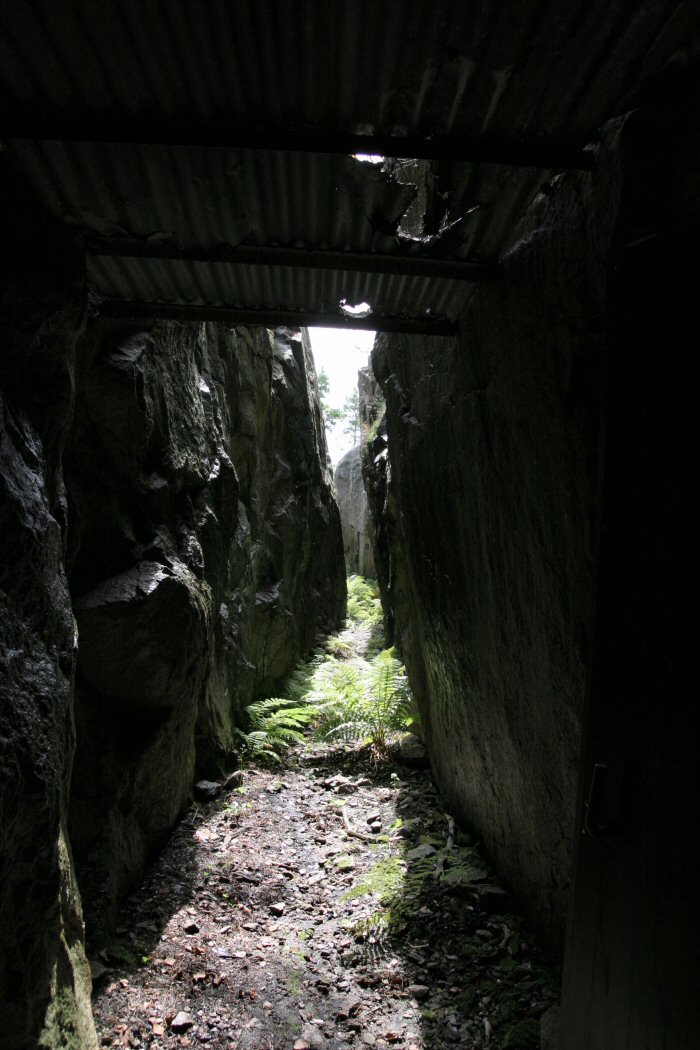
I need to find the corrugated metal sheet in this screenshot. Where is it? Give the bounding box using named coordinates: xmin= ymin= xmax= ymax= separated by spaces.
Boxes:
xmin=7 ymin=137 xmax=547 ymax=263
xmin=7 ymin=141 xmax=416 ymax=253
xmin=87 ymin=255 xmax=465 ymax=319
xmin=2 ymin=0 xmax=699 ymax=329
xmin=3 ymin=0 xmax=697 ymax=140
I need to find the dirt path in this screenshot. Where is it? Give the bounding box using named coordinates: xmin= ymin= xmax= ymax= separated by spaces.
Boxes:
xmin=91 ymin=749 xmax=557 ymax=1049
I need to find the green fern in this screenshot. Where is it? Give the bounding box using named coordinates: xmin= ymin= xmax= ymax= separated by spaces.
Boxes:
xmin=236 ymin=576 xmax=415 ymax=762
xmin=366 ymin=649 xmax=413 ymax=748
xmin=346 ymin=575 xmax=383 ymax=625
xmin=238 ymin=696 xmax=316 ymax=762
xmin=311 ymin=648 xmax=414 ymax=750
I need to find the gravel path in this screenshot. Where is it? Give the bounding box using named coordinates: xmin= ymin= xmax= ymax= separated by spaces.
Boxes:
xmin=91 ymin=748 xmax=557 ymax=1049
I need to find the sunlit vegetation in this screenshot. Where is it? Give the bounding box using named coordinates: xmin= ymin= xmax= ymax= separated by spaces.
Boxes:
xmin=345 ymin=573 xmax=383 ymax=625
xmin=237 ymin=576 xmax=416 ymax=761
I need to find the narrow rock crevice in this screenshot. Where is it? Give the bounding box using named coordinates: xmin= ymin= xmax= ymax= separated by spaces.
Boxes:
xmin=89 ymin=615 xmax=558 ymax=1050
xmin=1 ymin=151 xmax=346 ymax=1047
xmin=65 ymin=318 xmax=346 ymax=946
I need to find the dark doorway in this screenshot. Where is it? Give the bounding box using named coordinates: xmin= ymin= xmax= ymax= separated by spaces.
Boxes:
xmin=560 ymin=229 xmax=700 ymax=1048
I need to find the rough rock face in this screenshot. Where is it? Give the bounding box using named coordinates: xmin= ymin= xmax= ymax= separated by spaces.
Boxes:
xmin=65 ymin=321 xmax=346 ymax=941
xmin=1 ymin=150 xmax=345 ymax=1044
xmin=364 ymin=126 xmax=624 ymax=955
xmin=335 ymin=363 xmax=385 ymax=576
xmin=334 ymin=445 xmax=375 ymax=576
xmin=0 ymin=158 xmax=98 ymax=1049
xmin=361 ymin=381 xmax=401 ymax=651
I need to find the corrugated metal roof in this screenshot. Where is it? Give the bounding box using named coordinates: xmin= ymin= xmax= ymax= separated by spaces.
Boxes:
xmin=3 ymin=0 xmax=697 ymax=139
xmin=87 ymin=255 xmax=465 ymax=318
xmin=2 ymin=0 xmax=699 ymax=331
xmin=7 ymin=141 xmax=416 ymax=252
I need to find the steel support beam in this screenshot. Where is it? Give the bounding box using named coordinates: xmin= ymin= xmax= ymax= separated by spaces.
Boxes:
xmin=98 ymin=299 xmax=458 ymax=336
xmin=86 ymin=237 xmax=499 ymax=282
xmin=3 ymin=121 xmax=594 ymax=170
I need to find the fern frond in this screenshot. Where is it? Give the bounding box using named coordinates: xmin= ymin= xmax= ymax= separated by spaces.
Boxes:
xmin=236 ymin=580 xmax=416 ymax=762
xmin=324 ymin=719 xmax=373 ymax=743
xmin=346 ymin=574 xmax=383 ymax=625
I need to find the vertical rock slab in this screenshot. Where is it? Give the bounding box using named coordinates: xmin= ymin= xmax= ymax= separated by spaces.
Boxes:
xmin=334 ymin=445 xmax=375 ymax=576
xmin=65 ymin=320 xmax=345 ymax=942
xmin=366 ymin=130 xmax=624 ymax=955
xmin=336 ymin=363 xmax=384 ymax=576
xmin=199 ymin=325 xmax=346 ymax=772
xmin=0 ymin=158 xmax=97 ymax=1048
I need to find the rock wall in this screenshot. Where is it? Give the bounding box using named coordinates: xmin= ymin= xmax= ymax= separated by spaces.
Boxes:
xmin=1 ymin=154 xmax=345 ymax=1046
xmin=334 ymin=365 xmax=383 ymax=578
xmin=334 ymin=445 xmax=375 ymax=577
xmin=65 ymin=320 xmax=346 ymax=942
xmin=365 ymin=126 xmax=624 ymax=955
xmin=0 ymin=158 xmax=98 ymax=1049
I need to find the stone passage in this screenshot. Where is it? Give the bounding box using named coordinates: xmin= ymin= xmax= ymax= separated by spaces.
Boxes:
xmin=90 ymin=757 xmax=557 ymax=1049
xmin=1 ymin=157 xmax=346 ymax=1050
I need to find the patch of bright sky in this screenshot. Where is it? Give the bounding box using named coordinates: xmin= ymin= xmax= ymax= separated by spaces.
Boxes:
xmin=308 ymin=327 xmax=375 ymax=466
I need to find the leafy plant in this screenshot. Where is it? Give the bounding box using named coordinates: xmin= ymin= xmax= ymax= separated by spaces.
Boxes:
xmin=346 ymin=575 xmax=383 ymax=626
xmin=311 ymin=648 xmax=414 ymax=751
xmin=235 ymin=576 xmax=414 ymax=760
xmin=237 ymin=695 xmax=316 ymax=762
xmin=323 ymin=638 xmax=354 ymax=659
xmin=342 ymin=390 xmax=360 ymax=444
xmin=343 ymin=850 xmax=437 ymax=943
xmin=365 ymin=414 xmax=383 ymax=443
xmin=317 ymin=368 xmax=343 ymax=432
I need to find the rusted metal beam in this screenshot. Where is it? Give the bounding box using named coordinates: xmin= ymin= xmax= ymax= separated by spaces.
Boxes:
xmin=86 ymin=237 xmax=500 ymax=282
xmin=3 ymin=120 xmax=594 ymax=170
xmin=97 ymin=299 xmax=458 ymax=336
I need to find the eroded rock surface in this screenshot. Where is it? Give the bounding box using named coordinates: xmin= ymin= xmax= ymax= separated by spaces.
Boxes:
xmin=334 ymin=445 xmax=375 ymax=577
xmin=363 ymin=126 xmax=626 ymax=955
xmin=1 ymin=149 xmax=345 ymax=1045
xmin=0 ymin=156 xmax=98 ymax=1049
xmin=65 ymin=320 xmax=346 ymax=943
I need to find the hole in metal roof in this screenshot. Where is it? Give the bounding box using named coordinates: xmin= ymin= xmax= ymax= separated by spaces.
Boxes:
xmin=339 ymin=299 xmax=373 ymax=318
